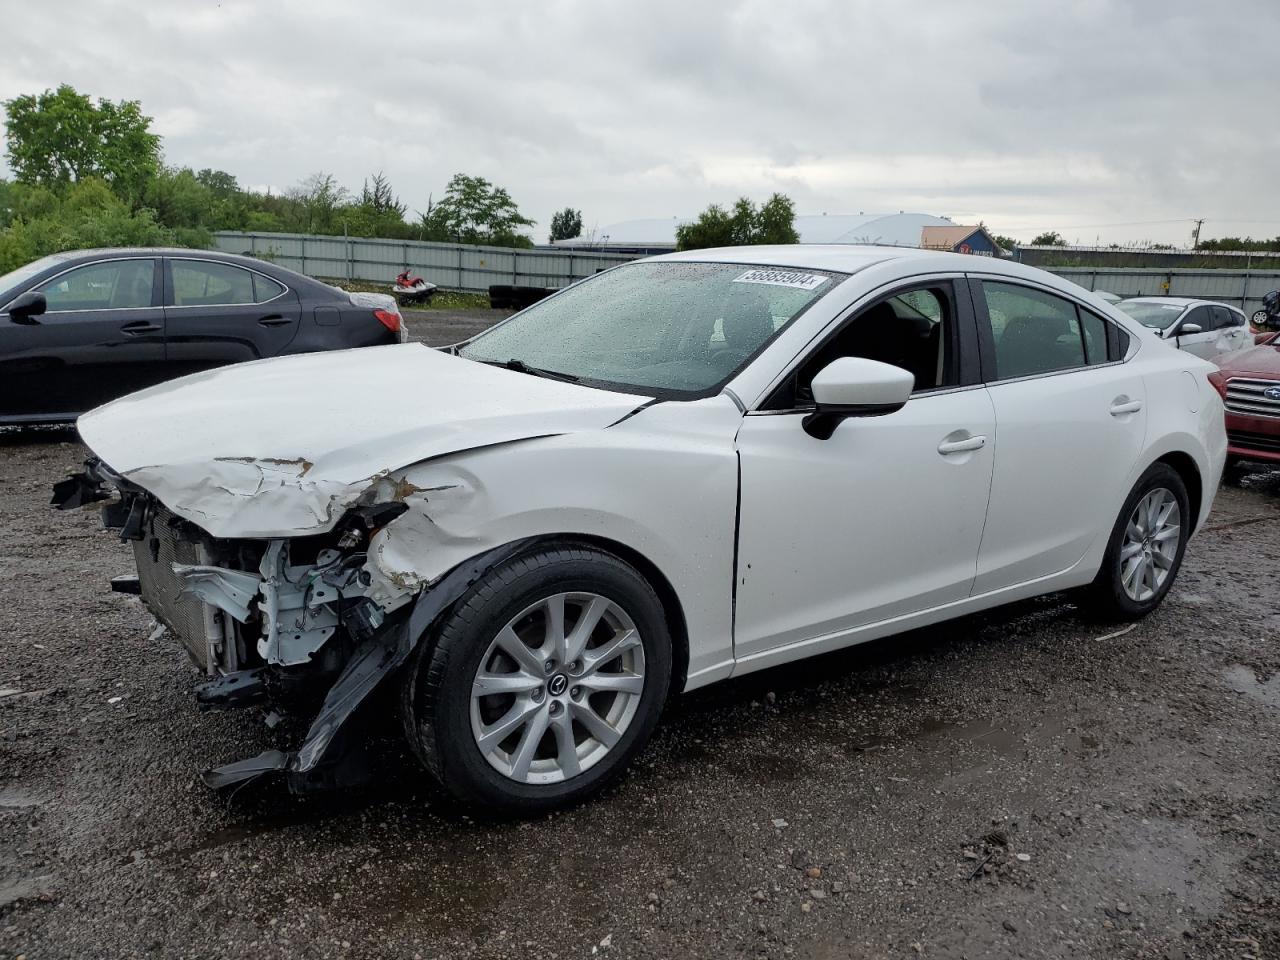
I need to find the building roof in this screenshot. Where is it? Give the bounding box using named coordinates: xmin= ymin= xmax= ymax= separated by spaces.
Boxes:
xmin=920 ymin=225 xmax=988 ymax=249
xmin=555 ymin=212 xmax=958 ymax=250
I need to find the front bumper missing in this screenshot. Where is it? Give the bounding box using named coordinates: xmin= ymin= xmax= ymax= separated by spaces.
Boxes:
xmin=200 ymin=538 xmax=533 ymax=793
xmin=55 ymin=460 xmax=536 ymax=795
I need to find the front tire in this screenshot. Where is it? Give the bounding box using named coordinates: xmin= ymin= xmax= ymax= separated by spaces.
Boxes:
xmin=1081 ymin=462 xmax=1190 ymax=620
xmin=400 ymin=544 xmax=672 ymax=814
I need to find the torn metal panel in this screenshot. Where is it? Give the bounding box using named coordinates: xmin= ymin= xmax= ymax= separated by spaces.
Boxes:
xmin=172 ymin=564 xmax=260 ymax=622
xmin=204 ymin=539 xmax=534 ymax=794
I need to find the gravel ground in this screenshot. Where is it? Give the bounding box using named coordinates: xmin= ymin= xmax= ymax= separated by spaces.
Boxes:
xmin=2 ymin=320 xmax=1279 ymax=958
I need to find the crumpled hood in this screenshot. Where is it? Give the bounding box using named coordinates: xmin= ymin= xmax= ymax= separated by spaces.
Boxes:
xmin=77 ymin=343 xmax=646 ymax=538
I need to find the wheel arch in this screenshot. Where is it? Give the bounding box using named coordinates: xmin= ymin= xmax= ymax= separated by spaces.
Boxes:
xmin=405 ymin=532 xmax=691 ymax=700
xmin=1153 ymin=450 xmax=1204 ymax=526
xmin=532 ymin=533 xmax=690 ymax=700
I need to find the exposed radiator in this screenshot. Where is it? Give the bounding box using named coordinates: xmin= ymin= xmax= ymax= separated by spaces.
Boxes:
xmin=131 ymin=507 xmax=229 ymax=674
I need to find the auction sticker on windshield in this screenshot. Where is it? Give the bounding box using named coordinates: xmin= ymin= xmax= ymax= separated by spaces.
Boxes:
xmin=733 ymin=269 xmax=829 ymax=291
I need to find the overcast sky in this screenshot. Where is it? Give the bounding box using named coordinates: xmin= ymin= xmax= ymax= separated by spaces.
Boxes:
xmin=2 ymin=0 xmax=1278 ymax=246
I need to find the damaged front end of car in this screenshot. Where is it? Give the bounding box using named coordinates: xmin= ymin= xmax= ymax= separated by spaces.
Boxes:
xmin=53 ymin=458 xmax=529 ymax=795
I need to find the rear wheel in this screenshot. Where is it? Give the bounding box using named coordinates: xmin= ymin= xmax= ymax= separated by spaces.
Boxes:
xmin=1081 ymin=463 xmax=1190 ymax=620
xmin=400 ymin=544 xmax=672 ymax=814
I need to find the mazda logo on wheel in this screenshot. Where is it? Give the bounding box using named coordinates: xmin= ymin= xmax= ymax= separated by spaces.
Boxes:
xmin=548 ymin=674 xmax=568 ymax=696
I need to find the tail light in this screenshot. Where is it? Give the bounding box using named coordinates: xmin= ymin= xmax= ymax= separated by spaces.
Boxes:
xmin=1206 ymin=369 xmax=1229 ymax=400
xmin=374 ymin=308 xmax=402 ymax=335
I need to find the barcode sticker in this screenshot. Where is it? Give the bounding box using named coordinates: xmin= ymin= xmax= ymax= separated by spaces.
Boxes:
xmin=732 ymin=269 xmax=828 ymax=291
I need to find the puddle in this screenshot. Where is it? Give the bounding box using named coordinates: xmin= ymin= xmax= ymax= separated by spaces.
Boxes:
xmin=1223 ymin=664 xmax=1280 ymax=708
xmin=0 ymin=787 xmax=44 ymax=809
xmin=915 ymin=716 xmax=1020 ymax=754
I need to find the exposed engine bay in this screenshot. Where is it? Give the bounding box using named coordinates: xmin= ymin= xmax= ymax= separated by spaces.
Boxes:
xmin=52 ymin=458 xmax=528 ymax=794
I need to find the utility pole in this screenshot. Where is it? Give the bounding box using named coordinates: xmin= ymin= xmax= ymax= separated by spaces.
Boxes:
xmin=1191 ymin=218 xmax=1205 ymax=250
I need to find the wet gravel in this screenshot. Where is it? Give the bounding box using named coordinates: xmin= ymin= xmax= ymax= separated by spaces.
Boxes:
xmin=2 ymin=324 xmax=1279 ymax=958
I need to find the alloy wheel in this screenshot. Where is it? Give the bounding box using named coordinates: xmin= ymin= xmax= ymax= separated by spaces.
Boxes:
xmin=1119 ymin=487 xmax=1181 ymax=602
xmin=469 ymin=592 xmax=646 ymax=784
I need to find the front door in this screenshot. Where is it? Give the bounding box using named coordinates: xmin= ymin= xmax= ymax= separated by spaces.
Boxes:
xmin=1170 ymin=305 xmax=1218 ymax=359
xmin=733 ymin=278 xmax=996 ymax=661
xmin=0 ymin=257 xmax=164 ymax=418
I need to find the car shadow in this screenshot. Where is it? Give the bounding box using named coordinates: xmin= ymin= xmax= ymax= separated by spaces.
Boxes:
xmin=219 ymin=590 xmax=1100 ymax=827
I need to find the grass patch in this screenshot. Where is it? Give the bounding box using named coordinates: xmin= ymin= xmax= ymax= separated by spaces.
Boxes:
xmin=322 ymin=278 xmax=492 ymax=310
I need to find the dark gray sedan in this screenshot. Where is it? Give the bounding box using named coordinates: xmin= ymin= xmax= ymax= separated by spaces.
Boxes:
xmin=0 ymin=248 xmax=405 ymax=424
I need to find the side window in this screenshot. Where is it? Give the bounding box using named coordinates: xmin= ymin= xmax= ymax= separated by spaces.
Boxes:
xmin=253 ymin=274 xmax=285 ymax=303
xmin=172 ymin=261 xmax=256 ymax=306
xmin=1079 ymin=308 xmax=1108 ymax=364
xmin=1182 ymin=305 xmax=1213 ymax=332
xmin=774 ymin=282 xmax=957 ymax=408
xmin=1211 ymin=305 xmax=1239 ymax=329
xmin=983 ymin=281 xmax=1087 ymax=379
xmin=37 ymin=260 xmax=155 ymax=311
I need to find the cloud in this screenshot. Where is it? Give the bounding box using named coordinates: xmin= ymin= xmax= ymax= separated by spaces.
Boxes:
xmin=1 ymin=0 xmax=1277 ymax=244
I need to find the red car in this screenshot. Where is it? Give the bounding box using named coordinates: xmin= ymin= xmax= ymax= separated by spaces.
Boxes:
xmin=1209 ymin=330 xmax=1280 ymax=469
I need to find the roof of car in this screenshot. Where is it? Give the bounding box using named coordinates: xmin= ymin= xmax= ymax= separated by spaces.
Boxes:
xmin=53 ymin=247 xmax=275 ymax=266
xmin=1121 ymin=296 xmax=1222 ymax=309
xmin=649 ymin=243 xmax=1020 ymax=274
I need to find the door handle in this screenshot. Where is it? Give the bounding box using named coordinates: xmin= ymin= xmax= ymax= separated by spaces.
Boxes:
xmin=257 ymin=315 xmax=291 ymax=327
xmin=1110 ymin=397 xmax=1143 ymax=416
xmin=120 ymin=321 xmax=161 ymax=335
xmin=937 ymin=434 xmax=987 ymax=455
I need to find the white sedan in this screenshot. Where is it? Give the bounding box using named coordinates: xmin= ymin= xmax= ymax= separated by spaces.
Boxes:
xmin=65 ymin=246 xmax=1226 ymax=812
xmin=1117 ymin=296 xmax=1253 ymax=359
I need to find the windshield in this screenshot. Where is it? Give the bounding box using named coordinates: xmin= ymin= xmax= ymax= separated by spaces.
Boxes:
xmin=1117 ymin=300 xmax=1187 ymax=330
xmin=0 ymin=253 xmax=74 ymax=297
xmin=459 ymin=261 xmax=846 ymax=397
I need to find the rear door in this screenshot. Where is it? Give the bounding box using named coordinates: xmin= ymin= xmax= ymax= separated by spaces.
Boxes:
xmin=0 ymin=257 xmax=164 ymax=418
xmin=1210 ymin=305 xmax=1251 ymax=355
xmin=970 ymin=277 xmax=1147 ymax=593
xmin=162 ymin=258 xmax=301 ymax=379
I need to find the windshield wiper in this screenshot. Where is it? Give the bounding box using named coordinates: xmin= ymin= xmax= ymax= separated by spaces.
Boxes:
xmin=482 ymin=358 xmax=580 ymax=383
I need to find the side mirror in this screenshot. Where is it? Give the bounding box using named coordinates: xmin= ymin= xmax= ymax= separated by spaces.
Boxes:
xmin=7 ymin=291 xmax=46 ymax=325
xmin=803 ymin=357 xmax=914 ymax=439
xmin=1176 ymin=322 xmax=1202 ymax=337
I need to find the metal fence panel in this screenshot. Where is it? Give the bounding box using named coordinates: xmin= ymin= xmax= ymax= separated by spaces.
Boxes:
xmin=213 ymin=233 xmax=1280 ymax=318
xmin=212 ymin=231 xmax=637 ymax=293
xmin=1050 ymin=266 xmax=1280 ymax=317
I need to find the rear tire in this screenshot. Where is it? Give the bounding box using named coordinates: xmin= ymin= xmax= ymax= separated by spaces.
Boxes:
xmin=1080 ymin=462 xmax=1190 ymax=620
xmin=400 ymin=544 xmax=672 ymax=815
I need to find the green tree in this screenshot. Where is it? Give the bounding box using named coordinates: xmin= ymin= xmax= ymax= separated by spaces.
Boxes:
xmin=421 ymin=173 xmax=534 ymax=246
xmin=549 ymin=207 xmax=583 ymax=242
xmin=676 ymin=193 xmax=799 ymax=251
xmin=1031 ymin=231 xmax=1067 ymax=246
xmin=0 ymin=177 xmax=188 ymax=274
xmin=341 ymin=171 xmax=412 ymax=238
xmin=992 ymin=234 xmax=1019 ymax=251
xmin=195 ymin=168 xmax=240 ymax=199
xmin=754 ymin=193 xmax=800 ymax=245
xmin=286 ymin=172 xmax=349 ymax=234
xmin=1197 ymin=235 xmax=1280 ymax=252
xmin=3 ymin=84 xmax=160 ymax=206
